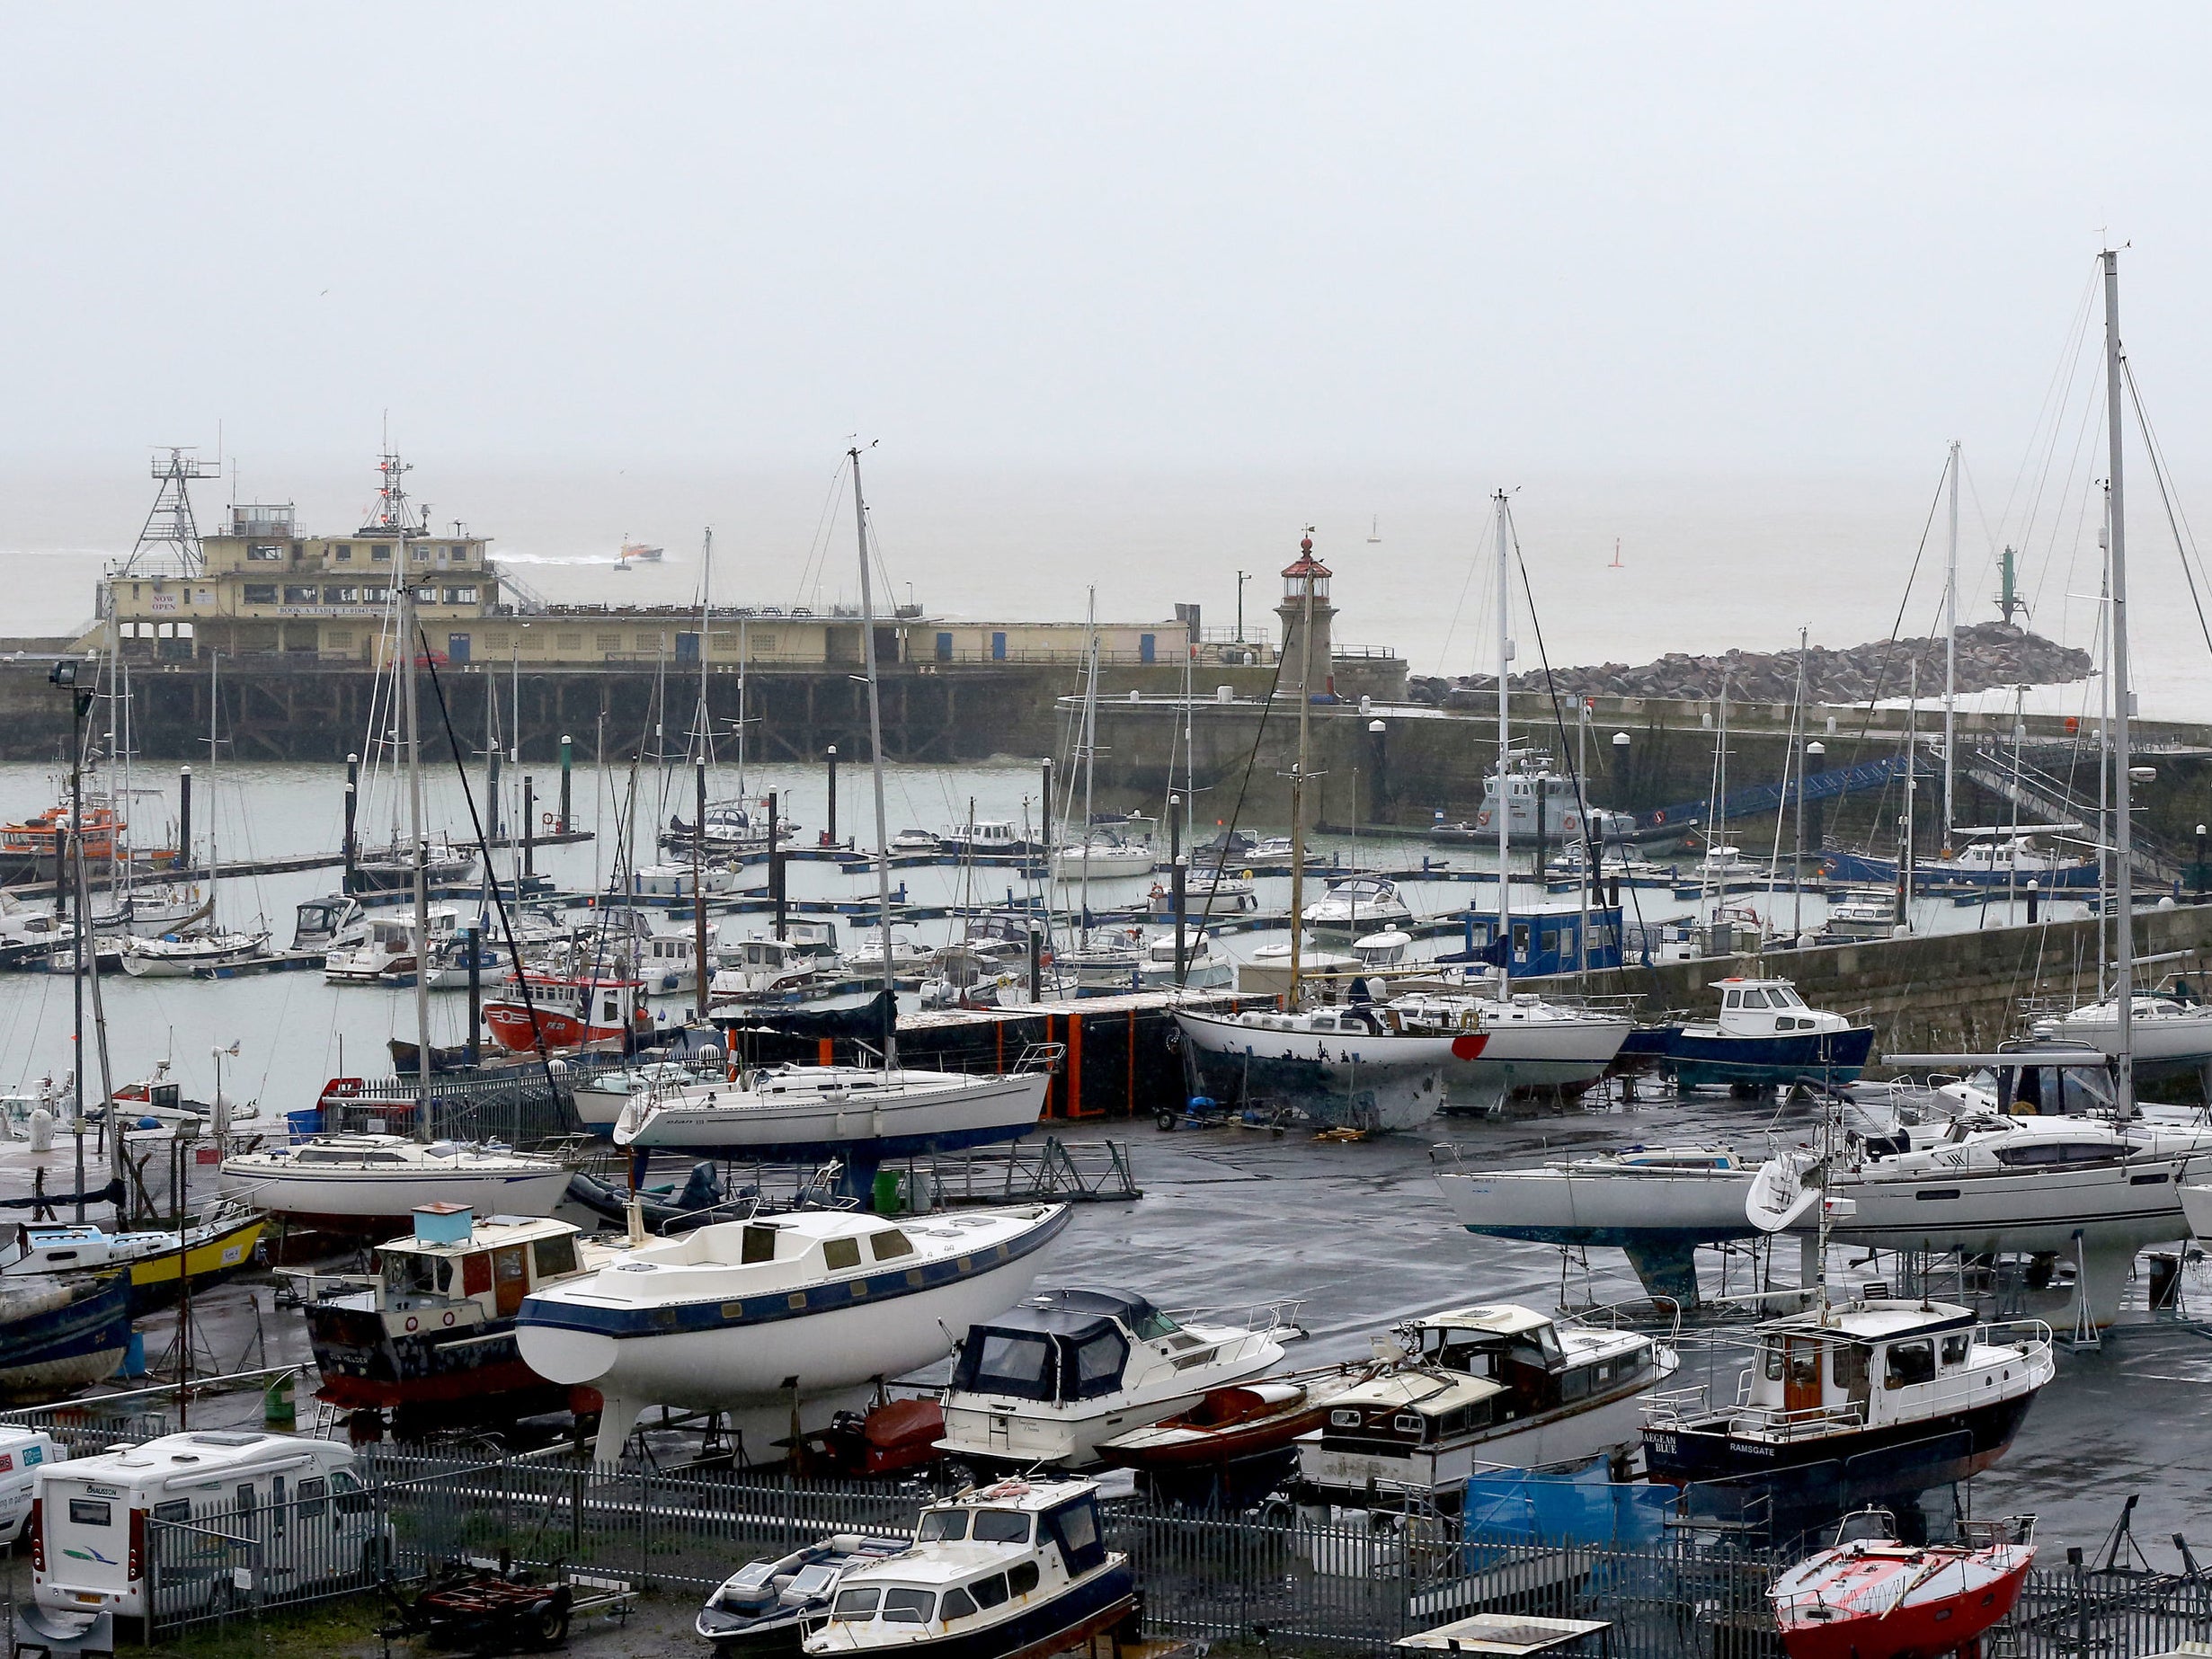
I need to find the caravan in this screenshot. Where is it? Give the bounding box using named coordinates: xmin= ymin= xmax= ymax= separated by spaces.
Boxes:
xmin=33 ymin=1432 xmax=381 ymax=1625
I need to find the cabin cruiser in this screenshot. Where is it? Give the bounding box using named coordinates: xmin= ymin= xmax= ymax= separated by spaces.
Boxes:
xmin=664 ymin=801 xmax=800 ymax=856
xmin=1391 ymin=989 xmax=1633 ymax=1109
xmin=1052 ymin=833 xmax=1155 ymax=883
xmin=516 ymin=1204 xmax=1072 ymax=1462
xmin=888 ymin=829 xmax=944 ymax=856
xmin=1821 ymin=889 xmax=1901 ymax=942
xmin=348 ymin=837 xmax=479 ymax=892
xmin=848 ymin=927 xmax=932 ymax=982
xmin=1435 ymin=1146 xmax=1771 ymax=1308
xmin=219 ymin=1134 xmax=570 ymax=1232
xmin=1057 ymin=927 xmax=1146 ymax=995
xmin=1150 ymin=870 xmax=1257 ymax=917
xmin=1233 ymin=936 xmax=1357 ymax=996
xmin=1657 ymin=978 xmax=1874 ymax=1089
xmin=1171 ymin=1001 xmax=1457 ymax=1131
xmin=698 ymin=1534 xmax=911 ymax=1656
xmin=1642 ymin=1298 xmax=2053 ymax=1519
xmin=1242 ymin=835 xmax=1303 ymax=871
xmin=612 ymin=1053 xmax=1054 ymax=1162
xmin=1352 ymin=927 xmax=1415 ymax=971
xmin=118 ymin=925 xmax=272 ymax=977
xmin=2050 ymin=977 xmax=2212 ymax=1080
xmin=627 ymin=861 xmax=742 ymax=900
xmin=940 ymin=821 xmax=1027 ymax=859
xmin=1543 ymin=843 xmax=1672 ymax=883
xmin=941 ymin=915 xmax=1042 ymax=970
xmin=937 ymin=1288 xmax=1290 ymax=1470
xmin=1754 ymin=1110 xmax=2212 ymax=1329
xmin=0 ymin=894 xmax=69 ymax=971
xmin=291 ymin=893 xmax=368 ymax=954
xmin=711 ymin=936 xmax=827 ymax=1005
xmin=804 ymin=1478 xmax=1133 ymax=1659
xmin=304 ymin=1206 xmax=613 ymax=1432
xmin=324 ymin=904 xmax=465 ymax=985
xmin=1294 ymin=1303 xmax=1677 ymax=1509
xmin=1136 ymin=928 xmax=1231 ymax=990
xmin=1301 ymin=875 xmax=1414 ymax=936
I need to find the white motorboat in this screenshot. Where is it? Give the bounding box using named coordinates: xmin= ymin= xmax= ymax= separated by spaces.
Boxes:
xmin=937 ymin=1288 xmax=1290 ymax=1470
xmin=627 ymin=861 xmax=741 ymax=900
xmin=1392 ymin=989 xmax=1632 ymax=1108
xmin=324 ymin=904 xmax=464 ymax=985
xmin=612 ymin=1055 xmax=1054 ymax=1161
xmin=888 ymin=828 xmax=944 ymax=856
xmin=1150 ymin=871 xmax=1258 ymax=917
xmin=1171 ymin=1003 xmax=1454 ymax=1131
xmin=119 ymin=927 xmax=272 ymax=977
xmin=1823 ymin=888 xmax=1902 ymax=942
xmin=2053 ymin=981 xmax=2212 ymax=1080
xmin=1293 ymin=1302 xmax=1677 ymax=1507
xmin=218 ymin=1134 xmax=569 ymax=1233
xmin=848 ymin=926 xmax=932 ymax=981
xmin=1753 ymin=1111 xmax=2212 ymax=1328
xmin=627 ymin=930 xmax=704 ymax=995
xmin=1137 ymin=929 xmax=1231 ymax=990
xmin=1233 ymin=936 xmax=1357 ymax=996
xmin=1301 ymin=875 xmax=1413 ymax=936
xmin=1351 ymin=927 xmax=1415 ymax=970
xmin=516 ymin=1203 xmax=1072 ymax=1461
xmin=1052 ymin=837 xmax=1156 ymax=883
xmin=710 ymin=936 xmax=833 ymax=1005
xmin=292 ymin=893 xmax=368 ymax=954
xmin=1058 ymin=927 xmax=1147 ymax=995
xmin=804 ymin=1478 xmax=1134 ymax=1659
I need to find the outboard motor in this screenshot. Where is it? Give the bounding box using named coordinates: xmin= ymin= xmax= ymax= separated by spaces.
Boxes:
xmin=677 ymin=1160 xmax=725 ymax=1212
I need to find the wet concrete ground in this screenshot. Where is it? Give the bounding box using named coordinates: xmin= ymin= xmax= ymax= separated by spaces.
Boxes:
xmin=4 ymin=1090 xmax=2209 ymax=1566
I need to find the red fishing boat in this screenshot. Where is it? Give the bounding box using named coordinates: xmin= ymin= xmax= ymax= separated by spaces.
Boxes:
xmin=483 ymin=971 xmax=651 ymax=1054
xmin=1771 ymin=1511 xmax=2036 ymax=1659
xmin=1097 ymin=1367 xmax=1371 ymax=1472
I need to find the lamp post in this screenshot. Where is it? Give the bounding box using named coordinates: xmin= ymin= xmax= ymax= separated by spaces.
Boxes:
xmin=1235 ymin=572 xmax=1248 ymax=643
xmin=825 ymin=746 xmax=839 ymax=847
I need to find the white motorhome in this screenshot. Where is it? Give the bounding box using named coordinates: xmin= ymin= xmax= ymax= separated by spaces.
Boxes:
xmin=0 ymin=1428 xmax=61 ymax=1542
xmin=34 ymin=1432 xmax=379 ymax=1625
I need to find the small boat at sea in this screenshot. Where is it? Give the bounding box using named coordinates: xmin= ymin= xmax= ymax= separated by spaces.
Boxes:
xmin=1 ymin=1207 xmax=263 ymax=1316
xmin=1300 ymin=874 xmax=1413 ymax=936
xmin=699 ymin=1535 xmax=911 ymax=1657
xmin=802 ymin=1477 xmax=1135 ymax=1659
xmin=617 ymin=539 xmax=664 ymax=565
xmin=304 ymin=1205 xmax=611 ymax=1433
xmin=1658 ymin=977 xmax=1875 ymax=1089
xmin=1641 ymin=1298 xmax=2053 ymax=1519
xmin=220 ymin=1134 xmax=570 ymax=1232
xmin=937 ymin=1288 xmax=1293 ymax=1471
xmin=1293 ymin=1302 xmax=1677 ymax=1510
xmin=516 ymin=1204 xmax=1072 ymax=1462
xmin=1771 ymin=1510 xmax=2036 ymax=1659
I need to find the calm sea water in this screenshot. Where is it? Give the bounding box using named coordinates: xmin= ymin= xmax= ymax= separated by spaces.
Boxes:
xmin=6 ymin=464 xmax=2208 ymax=719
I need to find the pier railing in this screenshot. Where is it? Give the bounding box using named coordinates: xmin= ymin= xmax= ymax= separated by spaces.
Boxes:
xmin=138 ymin=1448 xmax=2212 ymax=1657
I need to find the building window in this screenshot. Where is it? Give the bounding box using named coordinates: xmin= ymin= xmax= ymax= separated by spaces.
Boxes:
xmin=412 ymin=546 xmax=430 ymax=562
xmin=283 ymin=585 xmax=317 ymax=603
xmin=636 ymin=634 xmax=663 ymax=652
xmin=443 ymin=586 xmax=476 ymax=604
xmin=324 ymin=586 xmax=359 ymax=604
xmin=326 ymin=630 xmax=352 ymax=649
xmin=596 ymin=634 xmax=622 ymax=651
xmin=557 ymin=633 xmax=583 ymax=651
xmin=361 ymin=585 xmax=392 ymax=602
xmin=246 ymin=544 xmax=284 ymax=562
xmin=243 ymin=584 xmax=278 ymax=605
xmin=755 ymin=634 xmax=777 ymax=653
xmin=334 ymin=544 xmax=352 ymax=562
xmin=372 ymin=545 xmax=393 ymax=562
xmin=484 ymin=632 xmax=510 ymax=652
xmin=711 ymin=631 xmax=737 ymax=651
xmin=413 ymin=586 xmax=437 ymax=603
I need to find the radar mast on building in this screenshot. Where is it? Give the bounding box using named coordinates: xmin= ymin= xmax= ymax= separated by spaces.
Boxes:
xmin=117 ymin=447 xmax=221 ymax=577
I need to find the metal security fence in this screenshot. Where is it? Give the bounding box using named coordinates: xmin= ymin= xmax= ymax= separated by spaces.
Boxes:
xmin=138 ymin=1450 xmax=2212 ymax=1658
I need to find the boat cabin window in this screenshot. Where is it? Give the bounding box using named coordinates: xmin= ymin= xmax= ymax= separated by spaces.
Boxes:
xmin=940 ymin=1587 xmax=977 ymax=1620
xmin=741 ymin=1225 xmax=778 ymax=1264
xmin=1763 ymin=1338 xmax=1819 ymax=1388
xmin=1941 ymin=1333 xmax=1971 ymax=1367
xmin=1070 ymin=1329 xmax=1129 ymax=1397
xmin=385 ymin=1253 xmax=442 ymax=1299
xmin=917 ymin=1509 xmax=969 ymax=1542
xmin=1127 ymin=1305 xmax=1182 ymax=1341
xmin=1831 ymin=1344 xmax=1869 ymax=1390
xmin=879 ymin=1589 xmax=935 ymax=1624
xmin=1045 ymin=1495 xmax=1106 ymax=1574
xmin=965 ymin=1572 xmax=1009 ymax=1609
xmin=1772 ymin=987 xmax=1805 ymax=1007
xmin=832 ymin=1588 xmax=881 ymax=1620
xmin=1417 ymin=1327 xmax=1502 ymax=1376
xmin=1008 ymin=1561 xmax=1041 ymax=1595
xmin=965 ymin=1331 xmax=1054 ymax=1400
xmin=1884 ymin=1340 xmax=1936 ymax=1388
xmin=1724 ymin=989 xmax=1742 ymax=1008
xmin=822 ymin=1238 xmax=863 ymax=1271
xmin=1739 ymin=989 xmax=1771 ymax=1009
xmin=1994 ymin=1140 xmax=2118 ymax=1167
xmin=973 ymin=1509 xmax=1032 ymax=1545
xmin=533 ymin=1234 xmax=579 ymax=1279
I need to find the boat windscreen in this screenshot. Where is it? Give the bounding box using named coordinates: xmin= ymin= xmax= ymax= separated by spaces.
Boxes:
xmin=957 ymin=1330 xmax=1056 ymax=1402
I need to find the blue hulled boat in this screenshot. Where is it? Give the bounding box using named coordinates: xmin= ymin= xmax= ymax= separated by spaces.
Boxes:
xmin=1662 ymin=977 xmax=1875 ymax=1089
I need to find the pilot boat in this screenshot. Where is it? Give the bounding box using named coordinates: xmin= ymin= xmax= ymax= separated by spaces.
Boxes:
xmin=698 ymin=1534 xmax=911 ymax=1657
xmin=219 ymin=1134 xmax=570 ymax=1231
xmin=937 ymin=1288 xmax=1292 ymax=1471
xmin=516 ymin=1205 xmax=1071 ymax=1463
xmin=1640 ymin=1299 xmax=2054 ymax=1515
xmin=1300 ymin=875 xmax=1414 ymax=937
xmin=1293 ymin=1303 xmax=1678 ymax=1510
xmin=803 ymin=1478 xmax=1134 ymax=1659
xmin=1659 ymin=978 xmax=1875 ymax=1088
xmin=612 ymin=1054 xmax=1053 ymax=1163
xmin=1771 ymin=1510 xmax=2037 ymax=1659
xmin=304 ymin=1205 xmax=612 ymax=1433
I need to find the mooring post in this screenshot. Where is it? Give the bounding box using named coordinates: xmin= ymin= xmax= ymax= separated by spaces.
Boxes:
xmin=825 ymin=746 xmax=839 ymax=847
xmin=466 ymin=927 xmax=482 ymax=1069
xmin=558 ymin=734 xmax=573 ymax=833
xmin=338 ymin=756 xmax=354 ymax=889
xmin=522 ymin=777 xmax=536 ymax=878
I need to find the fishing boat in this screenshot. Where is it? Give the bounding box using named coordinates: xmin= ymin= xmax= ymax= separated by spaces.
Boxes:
xmin=802 ymin=1477 xmax=1134 ymax=1659
xmin=303 ymin=1205 xmax=612 ymax=1432
xmin=515 ymin=1203 xmax=1072 ymax=1462
xmin=938 ymin=821 xmax=1029 ymax=859
xmin=483 ymin=969 xmax=653 ymax=1053
xmin=1300 ymin=875 xmax=1414 ymax=937
xmin=219 ymin=1134 xmax=570 ymax=1232
xmin=1293 ymin=1302 xmax=1678 ymax=1510
xmin=1658 ymin=978 xmax=1875 ymax=1089
xmin=1641 ymin=1299 xmax=2053 ymax=1514
xmin=611 ymin=1053 xmax=1054 ymax=1163
xmin=1770 ymin=1511 xmax=2037 ymax=1659
xmin=698 ymin=1535 xmax=912 ymax=1657
xmin=0 ymin=1207 xmax=263 ymax=1316
xmin=937 ymin=1288 xmax=1292 ymax=1472
xmin=0 ymin=1273 xmax=132 ymax=1401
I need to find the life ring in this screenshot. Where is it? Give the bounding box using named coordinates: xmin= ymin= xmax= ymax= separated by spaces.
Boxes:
xmin=1652 ymin=809 xmax=1666 ymax=825
xmin=543 ymin=812 xmax=558 ymax=829
xmin=404 ymin=1317 xmax=419 ymax=1333
xmin=442 ymin=1311 xmax=455 ymax=1327
xmin=1476 ymin=811 xmax=1491 ymax=828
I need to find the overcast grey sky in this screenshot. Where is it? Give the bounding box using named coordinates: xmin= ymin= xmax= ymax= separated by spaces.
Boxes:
xmin=4 ymin=4 xmax=2210 ymax=476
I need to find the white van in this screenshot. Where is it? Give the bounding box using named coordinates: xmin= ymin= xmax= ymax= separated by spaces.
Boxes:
xmin=0 ymin=1428 xmax=62 ymax=1542
xmin=34 ymin=1431 xmax=380 ymax=1623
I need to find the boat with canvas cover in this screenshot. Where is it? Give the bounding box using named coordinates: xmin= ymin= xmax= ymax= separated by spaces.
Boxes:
xmin=516 ymin=1203 xmax=1070 ymax=1463
xmin=1771 ymin=1510 xmax=2036 ymax=1659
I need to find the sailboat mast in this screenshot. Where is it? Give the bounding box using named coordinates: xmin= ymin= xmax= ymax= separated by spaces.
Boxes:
xmin=1079 ymin=590 xmax=1098 ymax=929
xmin=1288 ymin=535 xmax=1316 ymax=1001
xmin=694 ymin=528 xmax=713 ymax=1025
xmin=400 ymin=541 xmax=432 ymax=1120
xmin=2102 ymin=248 xmax=2136 ymax=1109
xmin=1493 ymin=492 xmax=1511 ymax=979
xmin=851 ymin=448 xmax=898 ymax=1069
xmin=1943 ymin=439 xmax=1959 ymax=854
